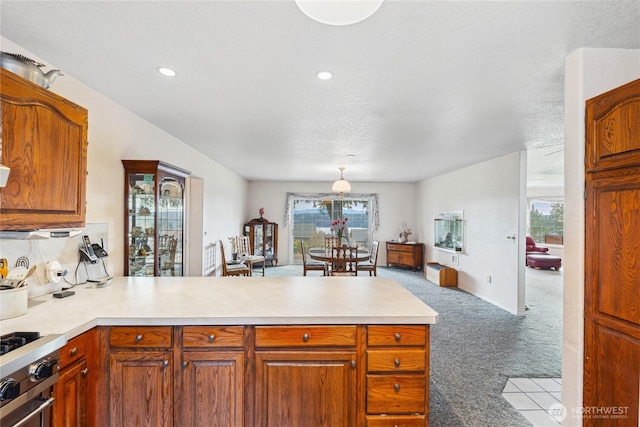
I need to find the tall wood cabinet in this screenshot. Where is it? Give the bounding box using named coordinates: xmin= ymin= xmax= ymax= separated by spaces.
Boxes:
xmin=244 ymin=218 xmax=278 ymax=266
xmin=0 ymin=68 xmax=88 ymax=230
xmin=584 ymin=78 xmax=640 ymax=426
xmin=122 ymin=160 xmax=190 ymax=276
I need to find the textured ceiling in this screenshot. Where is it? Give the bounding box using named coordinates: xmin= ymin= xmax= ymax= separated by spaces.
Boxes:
xmin=1 ymin=1 xmax=638 ymax=186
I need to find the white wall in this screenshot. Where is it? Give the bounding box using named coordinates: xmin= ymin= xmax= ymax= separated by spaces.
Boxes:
xmin=0 ymin=37 xmax=248 ymax=287
xmin=247 ymin=181 xmax=417 ymax=265
xmin=417 ymin=152 xmax=527 ymax=315
xmin=562 ymin=48 xmax=640 ymax=426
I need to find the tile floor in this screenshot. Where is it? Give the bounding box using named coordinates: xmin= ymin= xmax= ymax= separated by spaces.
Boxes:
xmin=502 ymin=377 xmax=563 ymax=426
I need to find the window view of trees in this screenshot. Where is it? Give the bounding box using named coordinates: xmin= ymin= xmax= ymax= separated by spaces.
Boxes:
xmin=529 ymin=201 xmax=564 ymax=244
xmin=291 ymin=198 xmax=370 ymax=263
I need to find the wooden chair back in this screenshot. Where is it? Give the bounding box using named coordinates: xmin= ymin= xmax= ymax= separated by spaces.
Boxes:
xmin=219 ymin=240 xmax=249 ymax=277
xmin=325 ymin=236 xmax=340 ymax=251
xmin=238 ymin=235 xmax=252 ymax=257
xmin=330 ymin=245 xmax=358 ymax=276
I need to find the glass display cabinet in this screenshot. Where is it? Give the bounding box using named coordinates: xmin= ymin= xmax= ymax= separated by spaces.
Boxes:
xmin=434 ymin=211 xmax=464 ymax=253
xmin=122 ymin=160 xmax=190 ymax=276
xmin=244 ymin=218 xmax=278 ymax=266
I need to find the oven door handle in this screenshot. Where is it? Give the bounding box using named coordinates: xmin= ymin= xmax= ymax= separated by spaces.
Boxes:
xmin=11 ymin=396 xmax=54 ymax=427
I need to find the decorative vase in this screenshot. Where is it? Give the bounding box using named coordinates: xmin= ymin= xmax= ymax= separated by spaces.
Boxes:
xmin=398 ymin=235 xmax=406 ymax=244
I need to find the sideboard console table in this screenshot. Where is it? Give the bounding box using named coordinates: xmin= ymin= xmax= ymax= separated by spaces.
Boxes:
xmin=386 ymin=242 xmax=424 ymax=271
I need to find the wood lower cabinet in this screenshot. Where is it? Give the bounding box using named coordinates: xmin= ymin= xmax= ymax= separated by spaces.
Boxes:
xmin=108 ymin=327 xmax=174 ymax=427
xmin=52 ymin=328 xmax=96 ymax=427
xmin=254 ymin=326 xmax=359 ymax=427
xmin=181 ymin=326 xmax=245 ymax=427
xmin=95 ymin=324 xmax=430 ymax=426
xmin=386 ymin=243 xmax=424 ymax=271
xmin=365 ymin=326 xmax=429 ymax=425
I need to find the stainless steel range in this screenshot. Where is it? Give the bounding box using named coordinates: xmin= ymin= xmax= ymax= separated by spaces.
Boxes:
xmin=0 ymin=332 xmax=65 ymax=427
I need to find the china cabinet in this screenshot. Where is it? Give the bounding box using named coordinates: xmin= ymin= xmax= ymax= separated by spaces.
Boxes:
xmin=122 ymin=160 xmax=190 ymax=276
xmin=243 ymin=218 xmax=278 ymax=266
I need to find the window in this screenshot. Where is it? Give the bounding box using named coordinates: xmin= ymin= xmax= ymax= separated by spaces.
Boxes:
xmin=528 ymin=199 xmax=564 ymax=245
xmin=286 ymin=193 xmax=379 ymax=264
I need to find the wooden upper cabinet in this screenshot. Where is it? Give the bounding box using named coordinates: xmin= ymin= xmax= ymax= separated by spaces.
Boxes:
xmin=585 ymin=77 xmax=640 ymax=173
xmin=0 ymin=68 xmax=88 ymax=230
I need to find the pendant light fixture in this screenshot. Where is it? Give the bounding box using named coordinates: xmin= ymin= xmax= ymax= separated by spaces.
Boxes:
xmin=295 ymin=0 xmax=384 ymax=26
xmin=332 ymin=167 xmax=351 ymax=194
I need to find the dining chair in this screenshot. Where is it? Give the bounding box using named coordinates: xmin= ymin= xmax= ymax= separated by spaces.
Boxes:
xmin=300 ymin=240 xmax=327 ymax=276
xmin=330 ymin=245 xmax=358 ymax=276
xmin=325 ymin=236 xmax=340 ymax=251
xmin=357 ymin=240 xmax=380 ymax=276
xmin=219 ymin=240 xmax=250 ymax=277
xmin=238 ymin=235 xmax=266 ymax=276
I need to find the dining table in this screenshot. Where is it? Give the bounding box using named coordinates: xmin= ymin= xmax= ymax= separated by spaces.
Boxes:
xmin=308 ymin=247 xmax=371 ymax=263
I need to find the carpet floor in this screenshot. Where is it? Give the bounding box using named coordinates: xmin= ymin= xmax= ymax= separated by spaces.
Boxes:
xmin=263 ymin=264 xmax=562 ymax=426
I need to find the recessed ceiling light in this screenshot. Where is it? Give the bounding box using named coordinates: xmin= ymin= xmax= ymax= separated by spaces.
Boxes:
xmin=157 ymin=67 xmax=176 ymax=77
xmin=317 ymin=70 xmax=333 ymax=80
xmin=295 ymin=0 xmax=384 ymax=26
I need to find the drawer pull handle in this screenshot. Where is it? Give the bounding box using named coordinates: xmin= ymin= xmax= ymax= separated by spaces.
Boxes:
xmin=394 ymin=333 xmax=401 ymax=342
xmin=394 ymin=383 xmax=401 ymax=392
xmin=302 ymin=333 xmax=310 ymax=342
xmin=350 ymin=360 xmax=356 ymax=368
xmin=394 ymin=358 xmax=401 ymax=367
xmin=182 ymin=361 xmax=188 ymax=368
xmin=162 ymin=360 xmax=169 ymax=368
xmin=135 ymin=334 xmax=143 ymax=342
xmin=208 ymin=334 xmax=216 ymax=342
xmin=81 ymin=368 xmax=89 ymax=376
xmin=70 ymin=347 xmax=78 ymax=356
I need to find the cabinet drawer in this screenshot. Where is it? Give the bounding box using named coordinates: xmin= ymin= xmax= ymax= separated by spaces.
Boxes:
xmin=367 ymin=349 xmax=426 ymax=372
xmin=59 ymin=332 xmax=89 ymax=368
xmin=255 ymin=325 xmax=357 ymax=347
xmin=109 ymin=326 xmax=173 ymax=348
xmin=367 ymin=326 xmax=426 ymax=346
xmin=366 ymin=415 xmax=426 ymax=426
xmin=367 ymin=375 xmax=426 ymax=414
xmin=386 ymin=244 xmax=413 ymax=253
xmin=182 ymin=326 xmax=244 ymax=348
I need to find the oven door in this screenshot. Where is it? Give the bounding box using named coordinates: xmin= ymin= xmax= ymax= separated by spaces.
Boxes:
xmin=0 ymin=375 xmax=57 ymax=427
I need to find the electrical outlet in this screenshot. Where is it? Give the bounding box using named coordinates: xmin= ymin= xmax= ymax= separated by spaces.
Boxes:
xmin=486 ymin=275 xmax=492 ymax=284
xmin=451 ymin=254 xmax=459 ymax=265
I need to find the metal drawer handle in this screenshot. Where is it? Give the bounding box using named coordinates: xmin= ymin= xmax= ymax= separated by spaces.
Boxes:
xmin=394 ymin=383 xmax=401 ymax=392
xmin=302 ymin=333 xmax=310 ymax=342
xmin=162 ymin=360 xmax=169 ymax=368
xmin=394 ymin=359 xmax=401 ymax=367
xmin=70 ymin=347 xmax=78 ymax=356
xmin=351 ymin=360 xmax=356 ymax=368
xmin=182 ymin=361 xmax=188 ymax=368
xmin=135 ymin=334 xmax=143 ymax=342
xmin=394 ymin=333 xmax=401 ymax=342
xmin=208 ymin=334 xmax=216 ymax=342
xmin=81 ymin=368 xmax=89 ymax=376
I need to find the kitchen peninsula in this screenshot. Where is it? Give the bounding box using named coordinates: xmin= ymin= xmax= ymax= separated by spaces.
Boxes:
xmin=0 ymin=276 xmax=438 ymax=426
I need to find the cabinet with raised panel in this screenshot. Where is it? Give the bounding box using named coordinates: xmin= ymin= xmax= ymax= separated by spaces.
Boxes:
xmin=0 ymin=68 xmax=88 ymax=230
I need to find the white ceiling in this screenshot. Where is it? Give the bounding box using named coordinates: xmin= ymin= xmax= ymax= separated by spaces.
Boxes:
xmin=1 ymin=1 xmax=638 ymax=187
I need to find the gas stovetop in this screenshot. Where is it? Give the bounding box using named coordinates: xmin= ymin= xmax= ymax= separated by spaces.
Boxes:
xmin=0 ymin=333 xmax=66 ymax=378
xmin=0 ymin=332 xmax=41 ymax=356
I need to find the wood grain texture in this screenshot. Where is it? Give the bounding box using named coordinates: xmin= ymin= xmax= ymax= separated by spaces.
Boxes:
xmin=0 ymin=68 xmax=87 ymax=229
xmin=182 ymin=326 xmax=244 ymax=348
xmin=367 ymin=325 xmax=427 ymax=347
xmin=181 ymin=351 xmax=244 ymax=427
xmin=109 ymin=326 xmax=173 ymax=348
xmin=255 ymin=325 xmax=357 ymax=347
xmin=584 ymin=77 xmax=640 ymax=426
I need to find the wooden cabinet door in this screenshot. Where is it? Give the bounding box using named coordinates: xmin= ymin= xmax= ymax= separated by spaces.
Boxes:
xmin=255 ymin=351 xmax=357 ymax=427
xmin=109 ymin=351 xmax=173 ymax=427
xmin=584 ymin=78 xmax=640 ymax=426
xmin=181 ymin=351 xmax=244 ymax=427
xmin=52 ymin=359 xmax=88 ymax=427
xmin=0 ymin=68 xmax=88 ymax=229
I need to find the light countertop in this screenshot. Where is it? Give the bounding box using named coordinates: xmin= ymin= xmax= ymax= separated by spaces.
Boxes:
xmin=0 ymin=276 xmax=438 ymax=340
